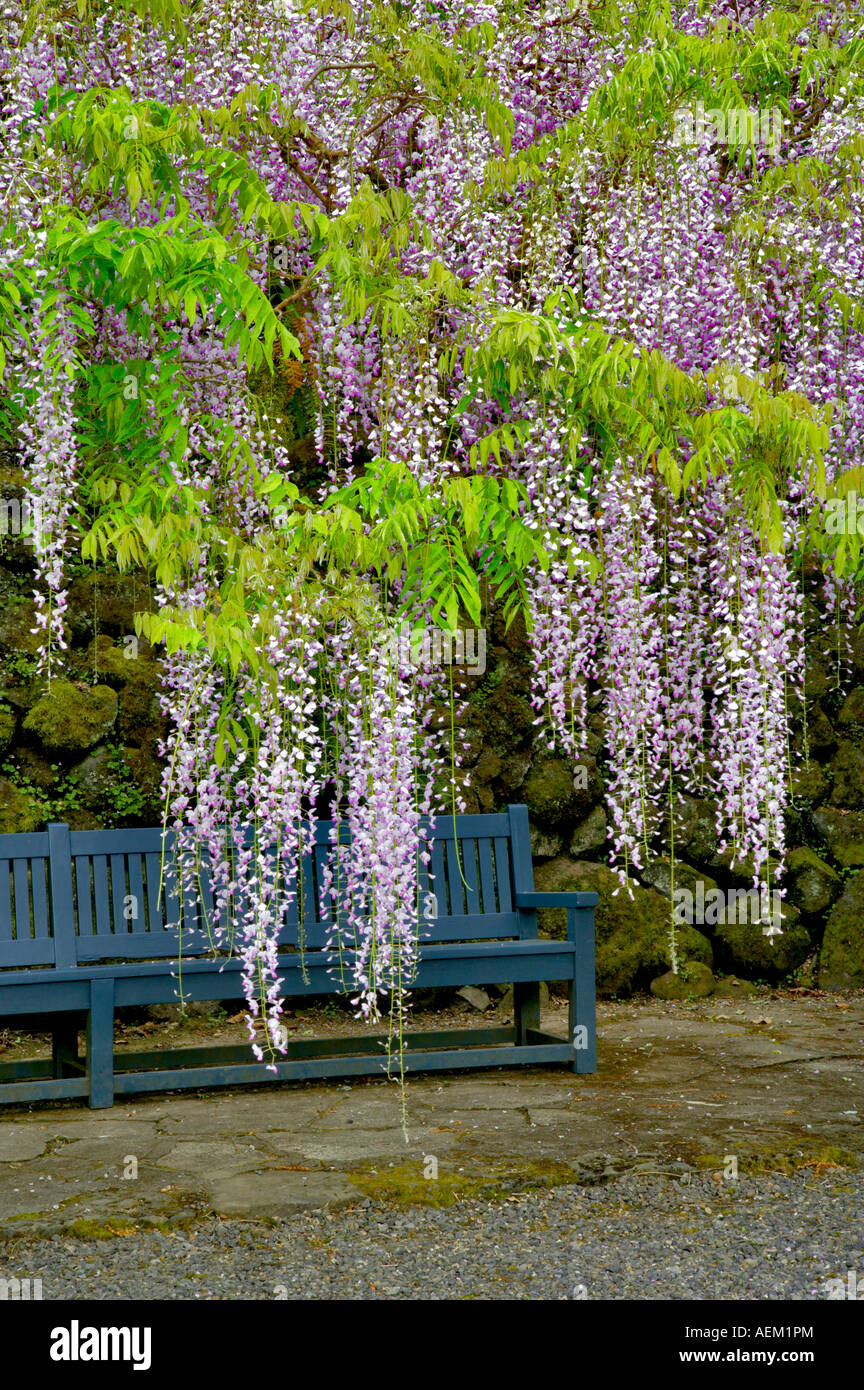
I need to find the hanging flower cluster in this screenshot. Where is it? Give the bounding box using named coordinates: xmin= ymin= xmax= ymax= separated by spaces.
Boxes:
xmin=598 ymin=468 xmax=666 ymax=883
xmin=230 ymin=603 xmax=325 ymax=1065
xmin=523 ymin=412 xmax=600 ymax=761
xmin=324 ymin=645 xmax=420 ymax=1015
xmin=707 ymin=483 xmax=804 ymax=901
xmin=15 ymin=295 xmax=78 ymax=676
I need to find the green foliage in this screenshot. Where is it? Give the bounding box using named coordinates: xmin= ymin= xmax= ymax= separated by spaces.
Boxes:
xmin=0 ymin=738 xmax=144 ymax=825
xmin=130 ymin=457 xmax=547 ymax=684
xmin=1 ymin=0 xmax=857 ymax=692
xmin=456 ymin=296 xmax=830 ymax=552
xmin=48 ymin=215 xmax=297 ymax=372
xmin=104 ymin=741 xmax=147 ymax=818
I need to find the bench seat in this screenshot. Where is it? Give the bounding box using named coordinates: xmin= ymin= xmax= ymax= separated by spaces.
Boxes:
xmin=0 ymin=805 xmax=598 ymax=1108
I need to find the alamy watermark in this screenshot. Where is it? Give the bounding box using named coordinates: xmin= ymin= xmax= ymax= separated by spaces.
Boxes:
xmin=0 ymin=496 xmax=42 ymax=544
xmin=0 ymin=1275 xmax=43 ymax=1300
xmin=825 ymin=1269 xmax=863 ymax=1300
xmin=825 ymin=490 xmax=864 ymax=537
xmin=379 ymin=624 xmax=486 ymax=676
xmin=50 ymin=1322 xmax=151 ymax=1370
xmin=673 ymin=102 xmax=784 ymax=157
xmin=673 ymin=882 xmax=783 ymax=940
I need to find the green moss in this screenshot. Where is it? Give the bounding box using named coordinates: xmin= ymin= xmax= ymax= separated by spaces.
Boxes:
xmin=23 ymin=680 xmax=118 ymax=753
xmin=0 ymin=703 xmax=15 ymax=754
xmin=350 ymin=1158 xmax=579 ymax=1209
xmin=713 ymin=898 xmax=810 ymax=976
xmin=694 ymin=1142 xmax=858 ymax=1178
xmin=521 ymin=755 xmax=590 ymax=827
xmin=811 ymin=807 xmax=864 ymax=869
xmin=533 ymin=857 xmax=712 ymax=996
xmin=65 ymin=1217 xmax=139 ymax=1240
xmin=0 ymin=775 xmax=42 ymax=833
xmin=86 ymin=637 xmax=140 ymax=686
xmin=650 ymin=961 xmax=715 ymax=999
xmin=785 ymin=846 xmax=840 ymax=915
xmin=820 ymin=872 xmax=864 ymax=989
xmin=474 ymin=687 xmax=534 ymax=754
xmin=838 ymin=687 xmax=864 ymax=744
xmin=0 ymin=598 xmax=42 ymax=658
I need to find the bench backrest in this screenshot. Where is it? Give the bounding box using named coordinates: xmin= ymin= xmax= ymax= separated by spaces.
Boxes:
xmin=0 ymin=830 xmax=55 ymax=968
xmin=0 ymin=806 xmax=542 ymax=969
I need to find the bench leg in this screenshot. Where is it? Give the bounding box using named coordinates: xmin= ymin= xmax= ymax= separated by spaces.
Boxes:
xmin=52 ymin=1019 xmax=80 ymax=1078
xmin=86 ymin=979 xmax=115 ymax=1109
xmin=514 ymin=981 xmax=540 ymax=1046
xmin=569 ymin=970 xmax=597 ymax=1075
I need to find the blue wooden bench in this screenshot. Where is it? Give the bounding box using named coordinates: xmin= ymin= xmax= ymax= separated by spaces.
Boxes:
xmin=0 ymin=804 xmax=597 ymax=1108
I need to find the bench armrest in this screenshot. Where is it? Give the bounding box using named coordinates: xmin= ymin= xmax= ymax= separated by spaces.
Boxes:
xmin=515 ymin=892 xmax=598 ymax=909
xmin=515 ymin=892 xmax=598 ymax=945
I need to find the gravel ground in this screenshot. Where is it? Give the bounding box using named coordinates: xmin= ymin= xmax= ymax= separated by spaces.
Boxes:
xmin=3 ymin=1169 xmax=861 ymax=1301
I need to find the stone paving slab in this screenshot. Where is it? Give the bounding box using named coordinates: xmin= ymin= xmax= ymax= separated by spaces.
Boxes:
xmin=48 ymin=1121 xmax=160 ymax=1143
xmin=206 ymin=1171 xmax=360 ymax=1218
xmin=1 ymin=993 xmax=862 ymax=1234
xmin=154 ymin=1141 xmax=264 ymax=1174
xmin=0 ymin=1127 xmax=50 ymax=1162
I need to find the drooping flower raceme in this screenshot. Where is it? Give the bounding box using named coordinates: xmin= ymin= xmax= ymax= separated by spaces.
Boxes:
xmin=16 ymin=295 xmax=78 ymax=677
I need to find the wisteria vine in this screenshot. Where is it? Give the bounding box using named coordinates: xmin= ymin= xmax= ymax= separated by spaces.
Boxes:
xmin=1 ymin=0 xmax=863 ymax=1071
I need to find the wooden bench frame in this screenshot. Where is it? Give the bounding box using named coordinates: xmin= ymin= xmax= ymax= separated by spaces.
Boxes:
xmin=0 ymin=805 xmax=597 ymax=1109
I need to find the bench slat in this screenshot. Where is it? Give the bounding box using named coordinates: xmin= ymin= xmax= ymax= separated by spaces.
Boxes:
xmin=31 ymin=856 xmax=50 ymax=938
xmin=75 ymin=856 xmax=93 ymax=935
xmin=182 ymin=859 xmax=201 ymax=935
xmin=71 ymin=828 xmax=167 ymax=855
xmin=477 ymin=837 xmax=496 ymax=915
xmin=161 ymin=854 xmax=181 ymax=930
xmin=201 ymin=861 xmax=221 ymax=942
xmin=13 ymin=859 xmax=30 ymax=939
xmin=27 ymin=818 xmax=518 ymax=858
xmin=417 ymin=843 xmax=432 ymax=926
xmin=0 ymin=863 xmax=12 ymax=941
xmin=461 ymin=838 xmax=480 ymax=916
xmin=92 ymin=855 xmax=111 ymax=933
xmin=493 ymin=837 xmax=512 ymax=912
xmin=108 ymin=1040 xmax=571 ymax=1096
xmin=409 ymin=912 xmax=521 ymax=943
xmin=508 ymin=805 xmax=536 ymax=938
xmin=424 ymin=813 xmax=511 ymax=839
xmin=429 ymin=837 xmax=447 ymax=915
xmin=50 ymin=823 xmax=83 ymax=969
xmin=299 ymin=846 xmax=316 ymax=925
xmin=314 ymin=842 xmax=330 ymax=922
xmin=283 ymin=860 xmax=299 ymax=930
xmin=75 ymin=933 xmax=216 ymax=961
xmin=127 ymin=854 xmax=145 ymax=934
xmin=0 ymin=832 xmax=50 ymax=856
xmin=449 ymin=836 xmax=468 ymax=916
xmin=144 ymin=853 xmax=163 ymax=932
xmin=0 ymin=938 xmax=58 ymax=968
xmin=274 ymin=911 xmax=521 ymax=949
xmin=110 ymin=854 xmax=128 ymax=935
xmin=231 ymin=867 xmax=250 ymax=940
